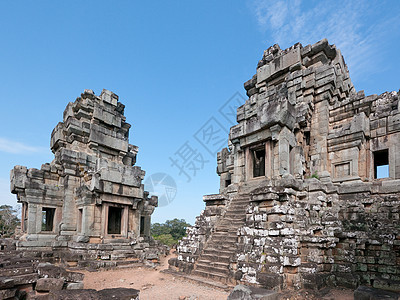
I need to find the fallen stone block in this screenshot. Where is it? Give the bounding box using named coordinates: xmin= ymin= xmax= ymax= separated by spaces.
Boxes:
xmin=0 ymin=288 xmax=17 ymax=300
xmin=65 ymin=282 xmax=84 ymax=289
xmin=35 ymin=278 xmax=65 ymax=292
xmin=48 ymin=289 xmax=99 ymax=300
xmin=227 ymin=284 xmax=278 ymax=300
xmin=12 ymin=273 xmax=39 ymax=285
xmin=37 ymin=265 xmax=84 ymax=282
xmin=26 ymin=290 xmax=51 ymax=300
xmin=0 ymin=276 xmax=14 ymax=289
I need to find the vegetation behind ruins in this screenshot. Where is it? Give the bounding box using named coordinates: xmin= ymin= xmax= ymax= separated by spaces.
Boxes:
xmin=0 ymin=205 xmax=20 ymax=237
xmin=151 ymin=218 xmax=191 ymax=247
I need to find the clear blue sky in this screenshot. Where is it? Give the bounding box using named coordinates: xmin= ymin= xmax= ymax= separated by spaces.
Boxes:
xmin=1 ymin=1 xmax=399 ymax=224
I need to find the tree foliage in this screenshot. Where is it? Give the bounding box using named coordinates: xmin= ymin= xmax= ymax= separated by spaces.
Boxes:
xmin=0 ymin=205 xmax=20 ymax=237
xmin=151 ymin=218 xmax=191 ymax=247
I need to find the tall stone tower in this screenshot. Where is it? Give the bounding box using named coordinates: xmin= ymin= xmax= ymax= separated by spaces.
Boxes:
xmin=171 ymin=39 xmax=400 ymax=291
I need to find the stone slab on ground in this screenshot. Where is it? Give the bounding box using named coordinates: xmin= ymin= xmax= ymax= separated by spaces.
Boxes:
xmin=97 ymin=288 xmax=140 ymax=300
xmin=354 ymin=286 xmax=400 ymax=300
xmin=0 ymin=288 xmax=17 ymax=299
xmin=37 ymin=264 xmax=84 ymax=282
xmin=35 ymin=278 xmax=65 ymax=292
xmin=227 ymin=284 xmax=278 ymax=300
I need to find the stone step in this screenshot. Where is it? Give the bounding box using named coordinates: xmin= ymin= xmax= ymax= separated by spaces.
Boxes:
xmin=224 ymin=212 xmax=246 ymax=216
xmin=228 ymin=202 xmax=250 ymax=209
xmin=192 ymin=269 xmax=230 ymax=283
xmin=200 ymin=253 xmax=231 ymax=263
xmin=215 ymin=227 xmax=240 ymax=233
xmin=209 ymin=235 xmax=237 ymax=243
xmin=219 ymin=217 xmax=244 ymax=223
xmin=225 ymin=209 xmax=247 ymax=214
xmin=206 ymin=243 xmax=236 ymax=251
xmin=195 ymin=263 xmax=229 ymax=276
xmin=209 ymin=237 xmax=237 ymax=244
xmin=161 ymin=269 xmax=233 ymax=291
xmin=208 ymin=234 xmax=237 ymax=240
xmin=196 ymin=259 xmax=229 ymax=269
xmin=216 ymin=224 xmax=242 ymax=231
xmin=202 ymin=248 xmax=234 ymax=257
xmin=195 ymin=262 xmax=229 ymax=275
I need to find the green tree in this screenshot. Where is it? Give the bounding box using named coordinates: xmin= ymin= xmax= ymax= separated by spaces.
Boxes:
xmin=151 ymin=218 xmax=191 ymax=246
xmin=152 ymin=234 xmax=176 ymax=247
xmin=0 ymin=205 xmax=20 ymax=237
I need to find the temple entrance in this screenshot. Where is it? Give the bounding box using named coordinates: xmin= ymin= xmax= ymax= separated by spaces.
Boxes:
xmin=41 ymin=207 xmax=55 ymax=231
xmin=253 ymin=148 xmax=266 ymax=177
xmin=107 ymin=206 xmax=122 ymax=235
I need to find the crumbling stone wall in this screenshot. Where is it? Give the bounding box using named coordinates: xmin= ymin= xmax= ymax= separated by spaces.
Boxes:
xmin=174 ymin=194 xmax=229 ymax=273
xmin=172 ymin=39 xmax=400 ymax=291
xmin=10 ymin=89 xmax=159 ymax=261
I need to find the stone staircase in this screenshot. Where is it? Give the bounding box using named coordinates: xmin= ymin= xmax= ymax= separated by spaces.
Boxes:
xmin=192 ymin=194 xmax=250 ymax=283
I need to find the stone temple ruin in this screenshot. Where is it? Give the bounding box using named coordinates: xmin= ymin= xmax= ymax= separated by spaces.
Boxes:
xmin=171 ymin=39 xmax=400 ymax=291
xmin=10 ymin=89 xmax=159 ymax=262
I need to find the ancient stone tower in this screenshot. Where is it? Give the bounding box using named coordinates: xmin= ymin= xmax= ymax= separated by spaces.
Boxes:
xmin=10 ymin=89 xmax=158 ymax=260
xmin=170 ymin=39 xmax=400 ymax=291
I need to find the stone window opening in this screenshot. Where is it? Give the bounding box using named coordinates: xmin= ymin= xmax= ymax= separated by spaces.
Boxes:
xmin=225 ymin=179 xmax=231 ymax=187
xmin=77 ymin=209 xmax=83 ymax=233
xmin=140 ymin=216 xmax=145 ymax=236
xmin=107 ymin=206 xmax=122 ymax=235
xmin=252 ymin=148 xmax=266 ymax=178
xmin=41 ymin=207 xmax=55 ymax=232
xmin=304 ymin=131 xmax=311 ymax=146
xmin=374 ymin=149 xmax=389 ymax=179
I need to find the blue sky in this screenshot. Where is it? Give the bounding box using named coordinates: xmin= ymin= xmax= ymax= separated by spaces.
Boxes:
xmin=0 ymin=0 xmax=399 ymax=224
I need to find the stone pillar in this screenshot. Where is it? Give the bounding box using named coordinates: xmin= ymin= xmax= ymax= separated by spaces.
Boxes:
xmin=310 ymin=100 xmax=330 ymax=176
xmin=265 ymin=140 xmax=273 ymax=179
xmin=60 ymin=175 xmax=79 ymax=233
xmin=27 ymin=203 xmax=37 ymax=234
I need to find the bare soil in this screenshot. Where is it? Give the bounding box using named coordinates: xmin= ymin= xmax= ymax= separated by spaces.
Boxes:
xmin=82 ymin=253 xmax=354 ymax=300
xmin=82 ymin=253 xmax=229 ymax=300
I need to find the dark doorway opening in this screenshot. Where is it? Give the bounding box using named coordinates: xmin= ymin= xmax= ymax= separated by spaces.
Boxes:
xmin=140 ymin=216 xmax=145 ymax=236
xmin=225 ymin=179 xmax=231 ymax=187
xmin=42 ymin=207 xmax=55 ymax=231
xmin=107 ymin=206 xmax=122 ymax=234
xmin=253 ymin=148 xmax=265 ymax=177
xmin=374 ymin=149 xmax=389 ymax=179
xmin=304 ymin=131 xmax=311 ymax=146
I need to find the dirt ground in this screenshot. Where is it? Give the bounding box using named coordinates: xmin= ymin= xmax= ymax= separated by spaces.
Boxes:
xmin=82 ymin=253 xmax=354 ymax=300
xmin=82 ymin=253 xmax=229 ymax=300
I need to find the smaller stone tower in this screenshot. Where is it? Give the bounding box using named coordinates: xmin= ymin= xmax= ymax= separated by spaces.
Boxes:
xmin=11 ymin=89 xmax=158 ymax=260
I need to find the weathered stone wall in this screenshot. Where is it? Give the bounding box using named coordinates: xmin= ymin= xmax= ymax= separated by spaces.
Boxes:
xmin=172 ymin=39 xmax=400 ymax=291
